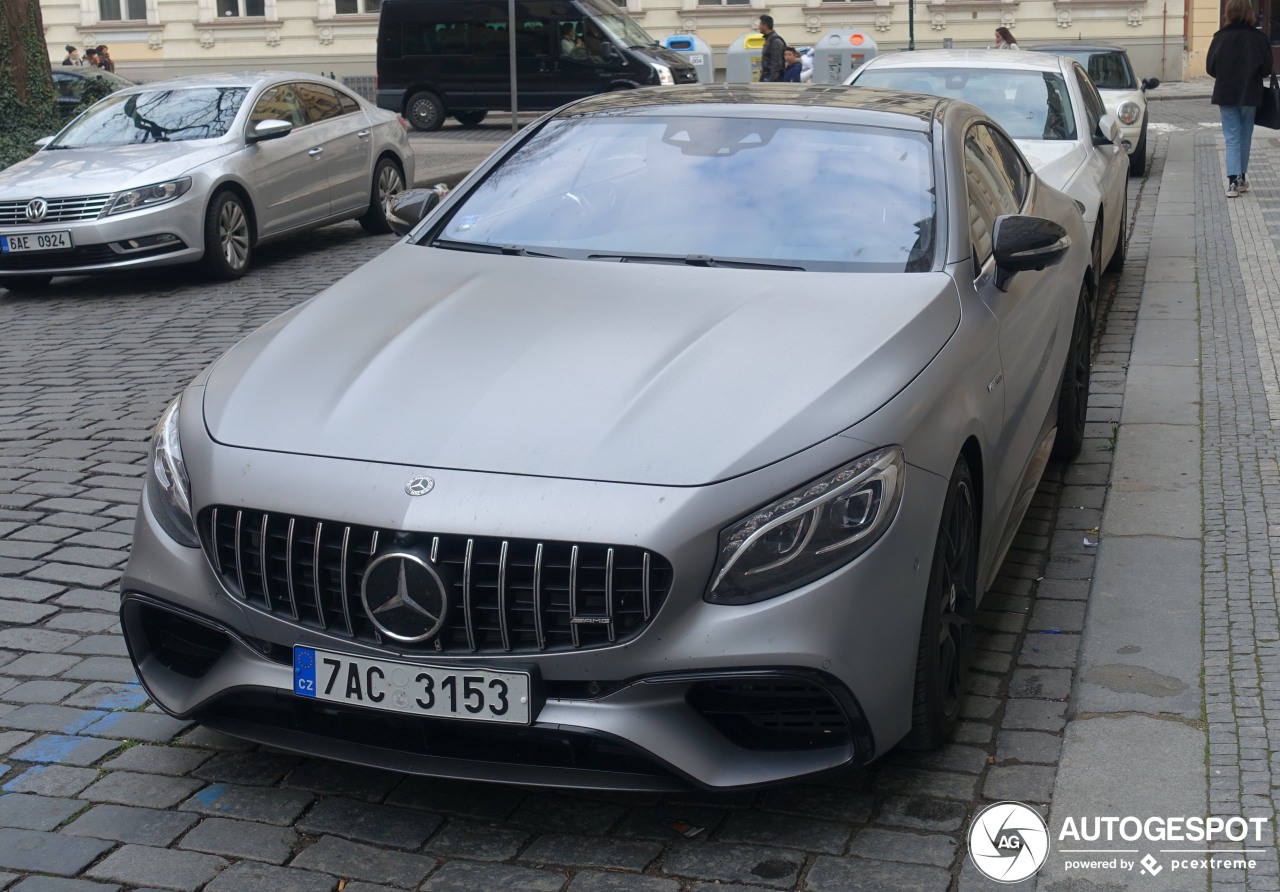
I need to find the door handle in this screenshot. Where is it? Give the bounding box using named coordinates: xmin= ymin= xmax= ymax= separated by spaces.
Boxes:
xmin=356 ymin=129 xmax=371 ymax=139
xmin=308 ymin=147 xmax=324 ymax=156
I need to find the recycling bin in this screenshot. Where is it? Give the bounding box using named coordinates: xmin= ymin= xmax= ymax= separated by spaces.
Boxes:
xmin=810 ymin=30 xmax=878 ymax=84
xmin=726 ymin=32 xmax=766 ymax=83
xmin=662 ymin=34 xmax=713 ymax=84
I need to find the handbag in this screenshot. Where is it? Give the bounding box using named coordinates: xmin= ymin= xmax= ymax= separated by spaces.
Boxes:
xmin=1258 ymin=73 xmax=1280 ymax=130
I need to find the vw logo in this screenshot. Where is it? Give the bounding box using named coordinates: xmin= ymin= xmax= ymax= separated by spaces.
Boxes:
xmin=405 ymin=475 xmax=435 ymax=497
xmin=968 ymin=801 xmax=1050 ymax=883
xmin=360 ymin=551 xmax=448 ymax=642
xmin=25 ymin=198 xmax=47 ymax=223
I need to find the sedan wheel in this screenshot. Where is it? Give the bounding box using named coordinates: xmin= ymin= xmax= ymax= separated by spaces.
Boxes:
xmin=203 ymin=191 xmax=252 ymax=280
xmin=1051 ymin=284 xmax=1093 ymax=460
xmin=359 ymin=158 xmax=405 ymax=235
xmin=904 ymin=456 xmax=978 ymax=750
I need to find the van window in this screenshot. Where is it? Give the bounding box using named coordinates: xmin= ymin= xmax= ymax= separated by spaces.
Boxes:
xmin=385 ymin=5 xmax=556 ymax=58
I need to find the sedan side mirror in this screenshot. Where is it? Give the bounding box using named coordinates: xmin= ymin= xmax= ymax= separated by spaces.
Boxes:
xmin=386 ymin=187 xmax=446 ymax=237
xmin=992 ymin=214 xmax=1071 ymax=291
xmin=247 ymin=119 xmax=293 ymax=144
xmin=1141 ymin=77 xmax=1160 ymax=92
xmin=1093 ymin=113 xmax=1120 ymax=147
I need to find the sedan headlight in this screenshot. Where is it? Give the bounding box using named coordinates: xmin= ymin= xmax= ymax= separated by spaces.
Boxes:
xmin=653 ymin=64 xmax=675 ymax=86
xmin=108 ymin=178 xmax=192 ymax=216
xmin=1116 ymin=101 xmax=1141 ymax=126
xmin=707 ymin=447 xmax=905 ymax=605
xmin=146 ymin=397 xmax=199 ymax=548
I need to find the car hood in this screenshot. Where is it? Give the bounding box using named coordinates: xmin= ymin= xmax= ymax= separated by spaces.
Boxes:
xmin=1014 ymin=139 xmax=1087 ymax=200
xmin=203 ymin=245 xmax=961 ymax=486
xmin=0 ymin=141 xmax=233 ymax=198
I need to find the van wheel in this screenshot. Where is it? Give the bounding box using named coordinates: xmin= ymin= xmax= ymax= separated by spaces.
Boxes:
xmin=454 ymin=110 xmax=487 ymax=127
xmin=359 ymin=157 xmax=404 ymax=235
xmin=406 ymin=91 xmax=445 ymax=132
xmin=903 ymin=455 xmax=978 ymax=750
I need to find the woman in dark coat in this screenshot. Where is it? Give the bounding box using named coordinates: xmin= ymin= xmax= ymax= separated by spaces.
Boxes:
xmin=1206 ymin=0 xmax=1275 ymax=197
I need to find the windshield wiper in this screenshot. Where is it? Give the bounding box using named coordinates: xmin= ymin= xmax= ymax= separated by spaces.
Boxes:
xmin=588 ymin=252 xmax=804 ymax=271
xmin=431 ymin=239 xmax=564 ymax=258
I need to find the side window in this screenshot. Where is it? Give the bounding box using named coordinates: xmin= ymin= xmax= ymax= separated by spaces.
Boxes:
xmin=983 ymin=126 xmax=1030 ymax=210
xmin=964 ymin=125 xmax=1021 ymax=268
xmin=1073 ymin=65 xmax=1105 ymax=133
xmin=249 ymin=84 xmax=307 ymax=128
xmin=294 ymin=83 xmax=345 ymax=123
xmin=337 ymin=90 xmax=360 ymax=115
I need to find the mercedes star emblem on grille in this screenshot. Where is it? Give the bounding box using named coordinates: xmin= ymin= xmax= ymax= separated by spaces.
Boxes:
xmin=25 ymin=198 xmax=48 ymax=223
xmin=405 ymin=475 xmax=435 ymax=496
xmin=360 ymin=552 xmax=448 ymax=642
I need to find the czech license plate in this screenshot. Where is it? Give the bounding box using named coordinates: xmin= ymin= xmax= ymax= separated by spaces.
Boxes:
xmin=293 ymin=646 xmax=533 ymax=725
xmin=0 ymin=231 xmax=73 ymax=253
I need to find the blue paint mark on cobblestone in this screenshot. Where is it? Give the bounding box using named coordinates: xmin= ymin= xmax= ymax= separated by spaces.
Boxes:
xmin=61 ymin=711 xmax=108 ymax=735
xmin=11 ymin=735 xmax=79 ymax=764
xmin=192 ymin=784 xmax=227 ymax=807
xmin=82 ymin=713 xmax=121 ymax=734
xmin=3 ymin=765 xmax=50 ymax=792
xmin=91 ymin=684 xmax=147 ymax=711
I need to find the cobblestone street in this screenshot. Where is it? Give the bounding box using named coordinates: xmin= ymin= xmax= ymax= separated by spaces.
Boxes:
xmin=0 ymin=94 xmax=1253 ymax=891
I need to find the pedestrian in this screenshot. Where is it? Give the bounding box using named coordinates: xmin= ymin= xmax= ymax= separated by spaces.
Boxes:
xmin=62 ymin=44 xmax=81 ymax=65
xmin=782 ymin=47 xmax=803 ymax=83
xmin=96 ymin=45 xmax=115 ymax=73
xmin=84 ymin=47 xmax=100 ymax=67
xmin=1206 ymin=0 xmax=1275 ymax=197
xmin=758 ymin=15 xmax=785 ymax=82
xmin=991 ymin=27 xmax=1018 ymax=50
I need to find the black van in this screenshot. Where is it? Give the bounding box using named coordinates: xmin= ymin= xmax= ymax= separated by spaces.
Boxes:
xmin=376 ymin=0 xmax=699 ymax=131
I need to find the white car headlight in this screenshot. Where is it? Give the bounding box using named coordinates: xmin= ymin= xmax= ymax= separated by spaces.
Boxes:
xmin=108 ymin=177 xmax=192 ymax=216
xmin=653 ymin=64 xmax=675 ymax=86
xmin=146 ymin=397 xmax=199 ymax=547
xmin=707 ymin=447 xmax=905 ymax=605
xmin=1116 ymin=101 xmax=1141 ymax=126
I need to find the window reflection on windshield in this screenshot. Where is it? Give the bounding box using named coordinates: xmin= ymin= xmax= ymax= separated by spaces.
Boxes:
xmin=436 ymin=115 xmax=936 ymax=273
xmin=856 ymin=68 xmax=1077 ymax=141
xmin=52 ymin=87 xmax=249 ymax=147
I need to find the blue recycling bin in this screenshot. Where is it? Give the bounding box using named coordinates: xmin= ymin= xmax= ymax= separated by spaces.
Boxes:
xmin=662 ymin=34 xmax=712 ymax=84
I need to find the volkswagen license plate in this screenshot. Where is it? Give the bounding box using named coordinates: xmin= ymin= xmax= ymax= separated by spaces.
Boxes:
xmin=293 ymin=646 xmax=534 ymax=724
xmin=1 ymin=231 xmax=72 ymax=253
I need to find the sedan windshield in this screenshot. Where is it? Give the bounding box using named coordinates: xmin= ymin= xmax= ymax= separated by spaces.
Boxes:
xmin=434 ymin=114 xmax=936 ymax=273
xmin=856 ymin=68 xmax=1077 ymax=141
xmin=51 ymin=87 xmax=249 ymax=147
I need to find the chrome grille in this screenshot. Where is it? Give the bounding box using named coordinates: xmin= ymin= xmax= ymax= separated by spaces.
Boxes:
xmin=0 ymin=195 xmax=112 ymax=225
xmin=198 ymin=507 xmax=673 ymax=654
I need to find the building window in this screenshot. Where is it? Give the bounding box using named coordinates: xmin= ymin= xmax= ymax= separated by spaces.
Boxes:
xmin=698 ymin=0 xmax=750 ymax=6
xmin=99 ymin=0 xmax=146 ymax=20
xmin=335 ymin=0 xmax=380 ymax=12
xmin=217 ymin=0 xmax=265 ymax=16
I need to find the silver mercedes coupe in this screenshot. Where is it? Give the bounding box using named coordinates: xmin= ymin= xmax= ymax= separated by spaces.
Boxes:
xmin=121 ymin=85 xmax=1093 ymax=791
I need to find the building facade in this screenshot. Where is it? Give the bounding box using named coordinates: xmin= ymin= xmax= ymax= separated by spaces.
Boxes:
xmin=43 ymin=0 xmax=1190 ymax=86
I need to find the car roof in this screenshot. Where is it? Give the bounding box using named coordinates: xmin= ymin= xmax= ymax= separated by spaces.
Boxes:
xmin=860 ymin=48 xmax=1068 ymax=73
xmin=112 ymin=70 xmax=350 ymax=92
xmin=558 ymin=84 xmax=941 ymax=131
xmin=1028 ymin=43 xmax=1129 ymax=54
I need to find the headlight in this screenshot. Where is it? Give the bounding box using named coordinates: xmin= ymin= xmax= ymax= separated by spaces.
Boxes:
xmin=108 ymin=178 xmax=192 ymax=216
xmin=653 ymin=64 xmax=675 ymax=86
xmin=1116 ymin=101 xmax=1141 ymax=126
xmin=706 ymin=447 xmax=905 ymax=605
xmin=146 ymin=397 xmax=199 ymax=548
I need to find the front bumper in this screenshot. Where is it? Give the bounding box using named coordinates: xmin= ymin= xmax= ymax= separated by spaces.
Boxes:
xmin=121 ymin=434 xmax=947 ymax=790
xmin=0 ymin=193 xmax=205 ymax=276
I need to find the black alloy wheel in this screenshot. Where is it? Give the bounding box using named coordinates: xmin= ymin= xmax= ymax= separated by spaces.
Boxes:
xmin=904 ymin=456 xmax=978 ymax=749
xmin=1051 ymin=284 xmax=1093 ymax=461
xmin=1130 ymin=119 xmax=1148 ymax=177
xmin=1106 ymin=178 xmax=1128 ymax=274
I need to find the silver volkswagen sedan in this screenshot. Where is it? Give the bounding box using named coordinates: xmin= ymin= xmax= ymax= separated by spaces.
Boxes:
xmin=121 ymin=85 xmax=1093 ymax=791
xmin=0 ymin=71 xmax=415 ymax=292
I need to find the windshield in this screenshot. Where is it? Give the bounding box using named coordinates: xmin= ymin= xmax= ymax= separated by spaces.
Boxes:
xmin=51 ymin=87 xmax=249 ymax=147
xmin=578 ymin=0 xmax=656 ymax=46
xmin=434 ymin=114 xmax=936 ymax=273
xmin=855 ymin=68 xmax=1077 ymax=141
xmin=1052 ymin=50 xmax=1136 ymax=89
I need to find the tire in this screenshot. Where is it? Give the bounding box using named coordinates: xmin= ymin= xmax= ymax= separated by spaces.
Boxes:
xmin=203 ymin=191 xmax=252 ymax=280
xmin=1129 ymin=119 xmax=1147 ymax=177
xmin=0 ymin=275 xmax=53 ymax=294
xmin=454 ymin=110 xmax=487 ymax=127
xmin=1089 ymin=215 xmax=1103 ymax=293
xmin=904 ymin=456 xmax=979 ymax=750
xmin=406 ymin=91 xmax=445 ymax=132
xmin=358 ymin=157 xmax=405 ymax=235
xmin=1051 ymin=284 xmax=1093 ymax=461
xmin=1106 ymin=178 xmax=1127 ymax=274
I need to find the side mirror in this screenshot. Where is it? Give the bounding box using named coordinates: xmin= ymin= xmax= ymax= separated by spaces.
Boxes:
xmin=386 ymin=187 xmax=446 ymax=237
xmin=992 ymin=214 xmax=1071 ymax=291
xmin=34 ymin=136 xmax=55 ymax=148
xmin=247 ymin=119 xmax=293 ymax=144
xmin=1141 ymin=77 xmax=1160 ymax=92
xmin=1093 ymin=113 xmax=1120 ymax=147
